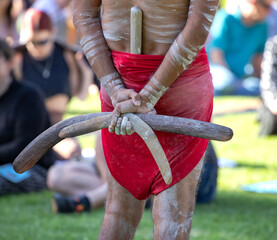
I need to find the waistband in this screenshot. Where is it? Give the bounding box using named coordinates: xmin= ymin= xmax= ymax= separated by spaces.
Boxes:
xmin=111 ymin=47 xmax=210 ymax=82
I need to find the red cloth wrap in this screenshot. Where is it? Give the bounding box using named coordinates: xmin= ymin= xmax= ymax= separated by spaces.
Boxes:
xmin=100 ymin=48 xmax=214 ymax=200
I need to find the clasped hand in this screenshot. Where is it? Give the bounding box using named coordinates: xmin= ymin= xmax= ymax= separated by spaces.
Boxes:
xmin=109 ymin=88 xmax=156 ymax=135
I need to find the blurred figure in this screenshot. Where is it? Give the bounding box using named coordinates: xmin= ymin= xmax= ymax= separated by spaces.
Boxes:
xmin=0 ymin=0 xmax=19 ymax=45
xmin=258 ymin=35 xmax=277 ymax=136
xmin=0 ymin=39 xmax=60 ymax=195
xmin=14 ymin=8 xmax=93 ymax=160
xmin=31 ymin=0 xmax=72 ymax=44
xmin=207 ymin=0 xmax=273 ymax=96
xmin=47 ymin=132 xmax=107 ymax=213
xmin=15 ymin=8 xmax=92 ymax=124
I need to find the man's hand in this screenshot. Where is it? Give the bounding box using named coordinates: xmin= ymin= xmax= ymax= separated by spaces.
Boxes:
xmin=108 ymin=98 xmax=156 ymax=135
xmin=111 ymin=88 xmax=141 ymax=107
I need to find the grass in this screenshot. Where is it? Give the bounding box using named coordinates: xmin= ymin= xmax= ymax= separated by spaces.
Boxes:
xmin=1 ymin=94 xmax=277 ymax=240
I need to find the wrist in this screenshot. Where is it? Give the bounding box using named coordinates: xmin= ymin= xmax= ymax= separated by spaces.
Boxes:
xmin=100 ymin=72 xmax=124 ymax=100
xmin=140 ymin=77 xmax=168 ymax=110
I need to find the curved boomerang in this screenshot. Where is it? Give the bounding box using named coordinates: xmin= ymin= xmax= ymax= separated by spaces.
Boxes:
xmin=13 ymin=113 xmax=233 ymax=185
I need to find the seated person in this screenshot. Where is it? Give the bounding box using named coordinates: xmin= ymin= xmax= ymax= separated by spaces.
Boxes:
xmin=14 ymin=8 xmax=93 ymax=124
xmin=0 ymin=39 xmax=61 ymax=195
xmin=47 ymin=132 xmax=107 ymax=213
xmin=206 ymin=0 xmax=272 ymax=96
xmin=14 ymin=8 xmax=94 ymax=159
xmin=258 ymin=35 xmax=277 ymax=136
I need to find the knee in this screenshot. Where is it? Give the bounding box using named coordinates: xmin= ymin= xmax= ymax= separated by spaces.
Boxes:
xmin=153 ymin=209 xmax=193 ymax=239
xmin=47 ymin=163 xmax=68 ymax=191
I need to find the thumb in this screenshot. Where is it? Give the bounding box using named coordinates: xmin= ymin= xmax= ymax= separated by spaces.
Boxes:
xmin=129 ymin=91 xmax=141 ymax=106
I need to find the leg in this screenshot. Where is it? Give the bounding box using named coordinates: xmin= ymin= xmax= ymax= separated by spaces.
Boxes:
xmin=47 ymin=161 xmax=102 ymax=196
xmin=98 ymin=170 xmax=145 ymax=240
xmin=152 ymin=157 xmax=204 ymax=240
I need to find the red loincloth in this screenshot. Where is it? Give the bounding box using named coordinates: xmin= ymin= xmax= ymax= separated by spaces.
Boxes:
xmin=100 ymin=48 xmax=214 ymax=200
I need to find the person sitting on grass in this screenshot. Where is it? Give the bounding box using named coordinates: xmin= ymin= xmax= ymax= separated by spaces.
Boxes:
xmin=14 ymin=8 xmax=94 ymax=160
xmin=207 ymin=0 xmax=273 ymax=96
xmin=47 ymin=132 xmax=108 ymax=213
xmin=0 ymin=39 xmax=61 ymax=195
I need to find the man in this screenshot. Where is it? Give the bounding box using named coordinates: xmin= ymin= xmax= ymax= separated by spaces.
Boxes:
xmin=207 ymin=0 xmax=273 ymax=96
xmin=73 ymin=0 xmax=219 ymax=239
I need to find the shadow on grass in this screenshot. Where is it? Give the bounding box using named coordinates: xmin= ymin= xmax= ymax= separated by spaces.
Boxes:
xmin=235 ymin=162 xmax=267 ymax=169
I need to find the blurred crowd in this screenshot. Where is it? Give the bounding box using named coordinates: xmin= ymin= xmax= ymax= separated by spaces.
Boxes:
xmin=0 ymin=0 xmax=277 ymax=213
xmin=0 ymin=0 xmax=77 ymax=47
xmin=0 ymin=0 xmax=102 ymax=207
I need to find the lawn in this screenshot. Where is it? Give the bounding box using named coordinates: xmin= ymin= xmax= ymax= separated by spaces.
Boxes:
xmin=1 ymin=94 xmax=277 ymax=240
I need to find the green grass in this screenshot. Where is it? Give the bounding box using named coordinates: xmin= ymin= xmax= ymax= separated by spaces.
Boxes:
xmin=1 ymin=95 xmax=277 ymax=240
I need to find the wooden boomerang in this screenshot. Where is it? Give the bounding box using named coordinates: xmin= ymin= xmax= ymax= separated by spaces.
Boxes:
xmin=13 ymin=112 xmax=233 ymax=183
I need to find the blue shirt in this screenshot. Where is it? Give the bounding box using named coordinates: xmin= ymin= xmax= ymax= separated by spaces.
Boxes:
xmin=207 ymin=9 xmax=267 ymax=78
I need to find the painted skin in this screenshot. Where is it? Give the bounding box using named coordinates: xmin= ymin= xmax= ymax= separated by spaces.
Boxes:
xmin=73 ymin=0 xmax=219 ymax=239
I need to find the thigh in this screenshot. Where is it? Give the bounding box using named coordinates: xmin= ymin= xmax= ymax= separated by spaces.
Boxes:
xmin=49 ymin=161 xmax=99 ymax=179
xmin=105 ymin=170 xmax=146 ymax=224
xmin=47 ymin=161 xmax=102 ymax=195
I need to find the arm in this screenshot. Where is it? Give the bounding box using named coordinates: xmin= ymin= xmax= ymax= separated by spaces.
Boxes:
xmin=252 ymin=53 xmax=262 ymax=78
xmin=72 ymin=0 xmax=140 ymax=106
xmin=74 ymin=52 xmax=94 ymax=100
xmin=110 ymin=0 xmax=220 ymax=125
xmin=209 ymin=48 xmax=229 ymax=67
xmin=260 ymin=37 xmax=277 ymax=114
xmin=64 ymin=49 xmax=80 ymax=97
xmin=143 ymin=0 xmax=220 ymax=90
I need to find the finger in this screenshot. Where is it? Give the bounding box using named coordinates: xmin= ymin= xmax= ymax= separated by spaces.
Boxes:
xmin=109 ymin=108 xmax=121 ymax=133
xmin=120 ymin=99 xmax=138 ymax=113
xmin=120 ymin=116 xmax=128 ymax=135
xmin=126 ymin=121 xmax=134 ymax=135
xmin=115 ymin=117 xmax=122 ymax=135
xmin=129 ymin=91 xmax=141 ymax=106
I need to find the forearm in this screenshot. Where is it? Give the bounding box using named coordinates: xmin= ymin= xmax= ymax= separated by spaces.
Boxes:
xmin=140 ymin=0 xmax=219 ymax=108
xmin=73 ymin=0 xmax=124 ymax=98
xmin=252 ymin=54 xmax=262 ymax=78
xmin=209 ymin=48 xmax=228 ymax=67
